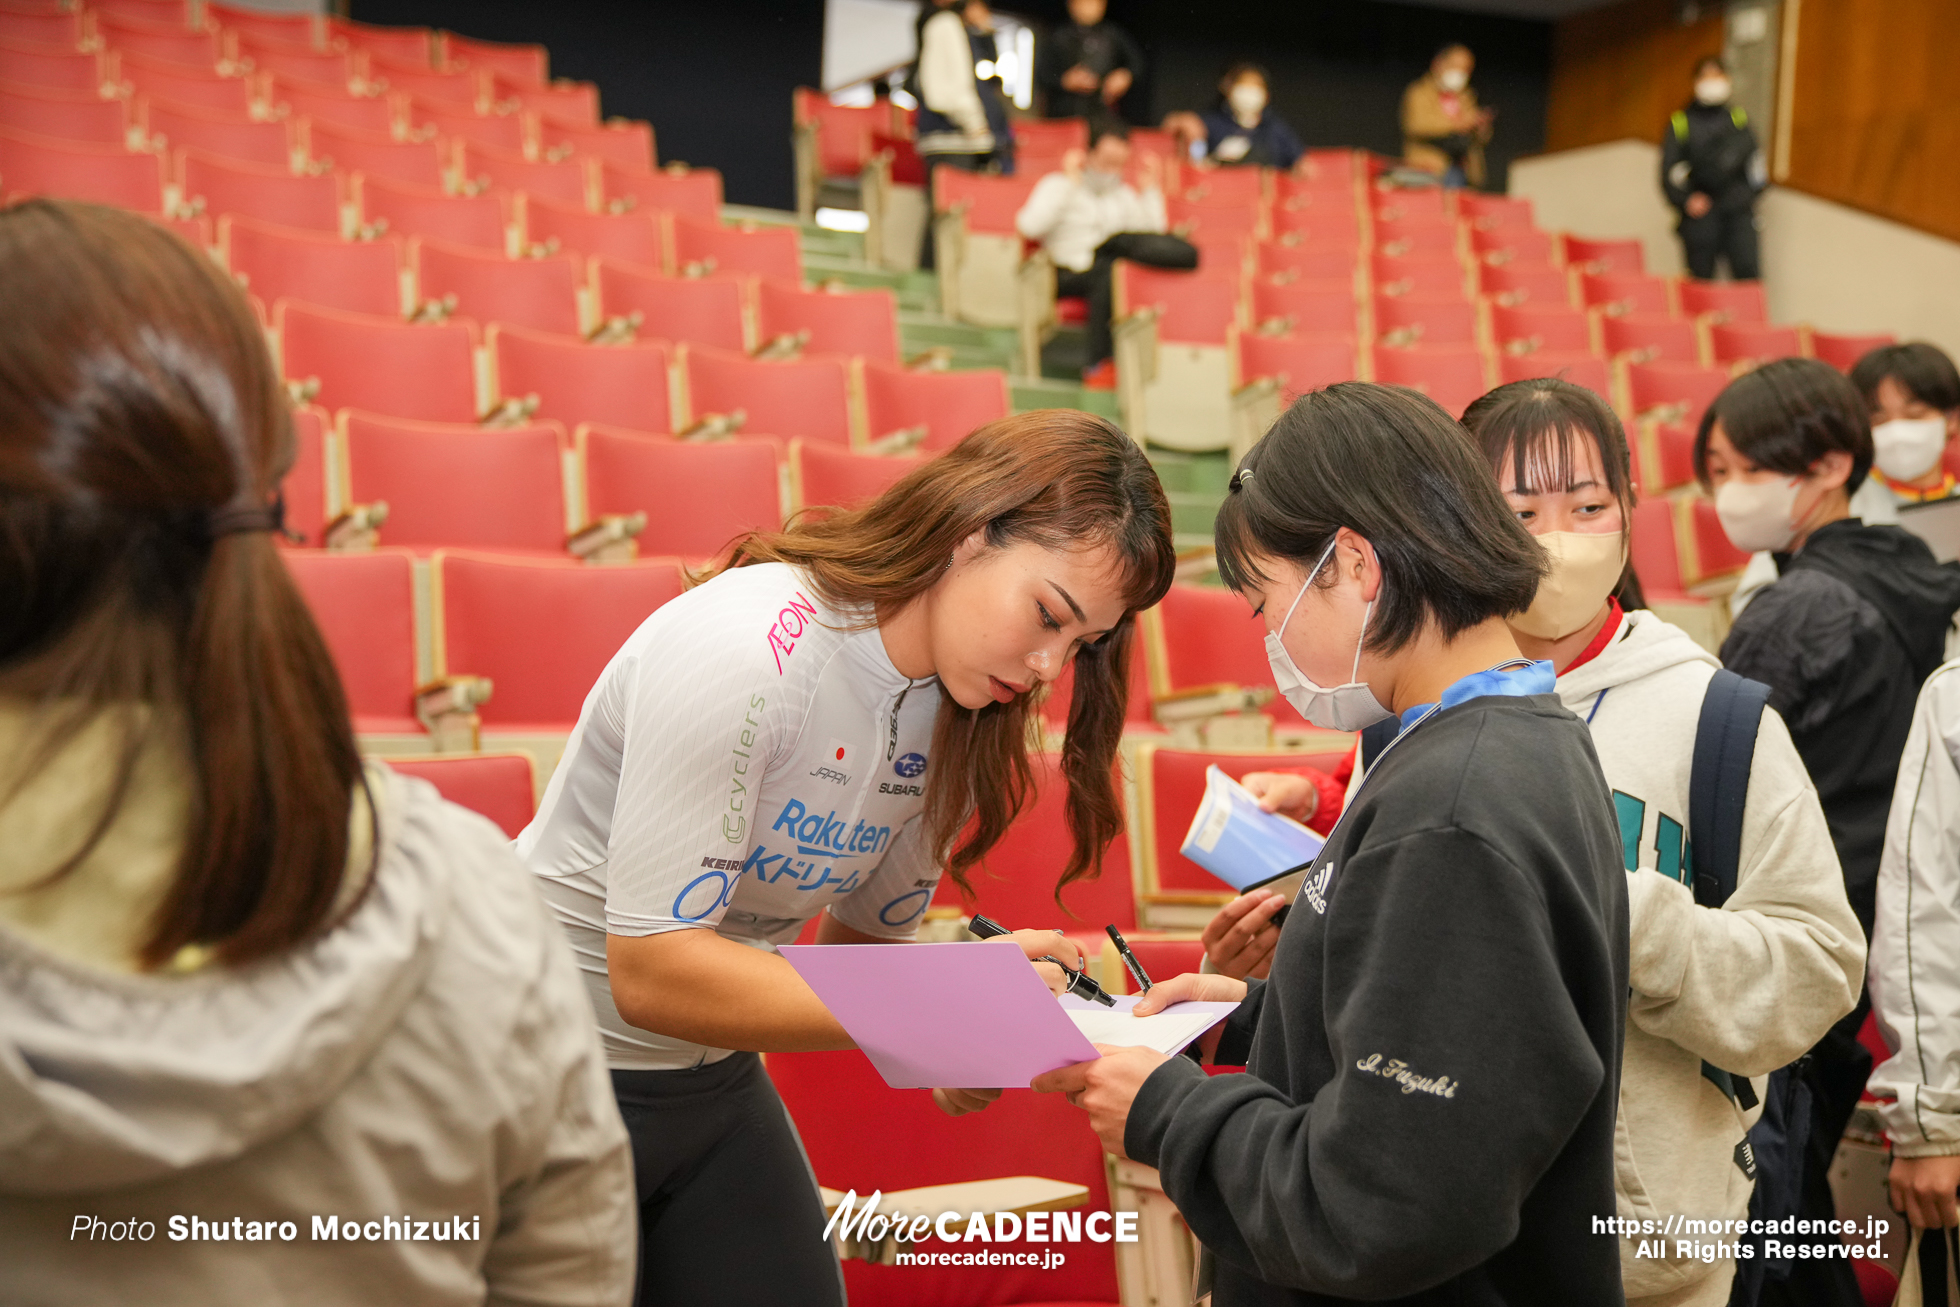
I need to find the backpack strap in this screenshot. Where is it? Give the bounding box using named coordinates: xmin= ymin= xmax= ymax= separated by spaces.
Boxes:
xmin=1731 ymin=106 xmax=1749 ymax=129
xmin=1671 ymin=110 xmax=1689 ymax=141
xmin=1688 ymin=668 xmax=1772 ymax=1109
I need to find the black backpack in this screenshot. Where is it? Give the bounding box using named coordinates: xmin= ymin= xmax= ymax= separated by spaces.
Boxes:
xmin=1690 ymin=669 xmax=1810 ymax=1307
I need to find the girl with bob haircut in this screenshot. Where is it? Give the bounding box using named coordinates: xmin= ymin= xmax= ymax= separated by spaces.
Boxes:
xmin=1697 ymin=357 xmax=1960 ymax=1292
xmin=0 ymin=201 xmax=635 ymax=1302
xmin=1033 ymin=381 xmax=1629 ymax=1303
xmin=1463 ymin=379 xmax=1860 ymax=1307
xmin=518 ymin=407 xmax=1175 ymax=1304
xmin=1849 ymin=340 xmax=1960 ymax=510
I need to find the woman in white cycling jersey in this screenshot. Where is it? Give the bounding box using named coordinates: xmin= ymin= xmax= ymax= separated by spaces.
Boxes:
xmin=518 ymin=409 xmax=1176 ymax=1305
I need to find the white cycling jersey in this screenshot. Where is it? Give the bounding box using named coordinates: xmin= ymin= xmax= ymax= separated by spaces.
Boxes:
xmin=518 ymin=562 xmax=944 ymax=1070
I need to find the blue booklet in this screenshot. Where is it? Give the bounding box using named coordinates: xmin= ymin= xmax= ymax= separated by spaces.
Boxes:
xmin=1179 ymin=765 xmax=1326 ymax=892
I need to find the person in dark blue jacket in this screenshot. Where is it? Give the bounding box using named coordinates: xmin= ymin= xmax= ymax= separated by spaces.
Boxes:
xmin=1165 ymin=63 xmax=1305 ymax=172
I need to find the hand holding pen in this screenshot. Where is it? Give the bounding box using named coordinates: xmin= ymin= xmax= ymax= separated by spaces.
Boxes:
xmin=969 ymin=915 xmax=1116 ymax=1006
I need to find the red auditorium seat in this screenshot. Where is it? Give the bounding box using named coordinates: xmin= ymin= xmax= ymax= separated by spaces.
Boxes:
xmin=303 ymin=119 xmax=444 ymax=189
xmin=0 ymin=86 xmax=131 ymax=148
xmin=179 ymin=151 xmax=342 ymax=232
xmin=1370 ymin=252 xmax=1469 ymax=300
xmin=235 ymin=39 xmax=364 ymax=89
xmin=1469 ymin=225 xmax=1557 ymax=265
xmin=598 ymin=163 xmax=722 ymax=225
xmin=1677 ymin=279 xmax=1767 ymax=323
xmin=1145 ymin=583 xmax=1305 ymax=728
xmin=1372 ymin=189 xmax=1450 ymax=223
xmin=97 ymin=15 xmax=228 ymax=67
xmin=145 ymin=98 xmax=293 ymax=170
xmin=1624 ymin=360 xmax=1730 ymax=425
xmin=490 ymin=324 xmax=675 ymax=433
xmin=457 ymin=142 xmax=590 ymax=208
xmin=269 ymin=78 xmax=401 ymax=136
xmin=490 ymin=76 xmax=597 ymax=128
xmin=3 ymin=9 xmax=88 ymax=47
xmin=411 ymin=236 xmax=582 ymax=337
xmin=789 ymin=439 xmax=919 ymax=513
xmin=1478 ymin=261 xmax=1574 ymax=307
xmin=684 ymin=347 xmax=854 ymax=446
xmin=367 ymin=60 xmax=482 ymax=109
xmin=593 ymin=258 xmax=749 ymax=352
xmin=1709 ymin=321 xmax=1807 ymax=366
xmin=0 ymin=126 xmax=165 ymax=212
xmin=431 ymin=549 xmax=687 ymax=732
xmin=120 ymin=51 xmax=256 ymax=117
xmin=1600 ymin=312 xmax=1705 ymax=365
xmin=1458 ymin=193 xmax=1535 ymax=229
xmin=1374 ymin=294 xmax=1478 ymax=346
xmin=794 ymin=87 xmax=885 ymax=187
xmin=858 ymin=360 xmax=1009 ymax=452
xmin=92 ymin=0 xmax=195 ymax=22
xmin=283 ymin=548 xmax=422 ymax=735
xmin=1577 ymin=270 xmax=1674 ymax=316
xmin=281 ymin=403 xmax=332 ymax=547
xmin=385 ymin=753 xmax=538 ymax=838
xmin=1037 ymin=633 xmax=1157 ymax=734
xmin=357 ymin=174 xmax=509 ymax=251
xmin=340 ymin=410 xmax=570 ymax=555
xmin=1167 ymin=193 xmax=1264 ymax=243
xmin=767 ymin=1044 xmax=1124 ymax=1307
xmin=537 ymin=119 xmax=656 ymax=173
xmin=1238 ymin=333 xmax=1360 ymax=404
xmin=1634 ymin=420 xmax=1698 ymax=497
xmin=1250 ymin=278 xmax=1357 ymax=335
xmin=0 ymin=39 xmax=113 ymax=95
xmin=577 ymin=425 xmax=781 ymax=560
xmin=1137 ymin=745 xmax=1352 ymax=895
xmin=518 ymin=191 xmax=662 ymax=265
xmin=754 ymin=281 xmax=899 ymax=362
xmin=1562 ymin=234 xmax=1645 ymax=274
xmin=1258 ymin=241 xmax=1362 ymax=284
xmin=1811 ymin=329 xmax=1895 ymax=371
xmin=1489 ymin=301 xmax=1595 ymax=354
xmin=1372 ymin=343 xmax=1492 ymax=417
xmin=277 ymin=300 xmax=479 ymax=421
xmin=669 ymin=213 xmax=800 ymax=283
xmin=208 ymin=3 xmax=322 ymax=48
xmin=1373 ymin=218 xmax=1463 ymax=260
xmin=331 ymin=18 xmax=436 ymax=66
xmin=1115 ymin=263 xmax=1241 ymax=344
xmin=1497 ymin=351 xmax=1613 ymax=400
xmin=442 ymin=33 xmax=549 ymax=85
xmin=946 ymin=753 xmax=1138 ymax=933
xmin=1270 ymin=190 xmax=1363 ymax=238
xmin=406 ymin=98 xmax=528 ymax=156
xmin=221 ymin=215 xmax=403 ymax=318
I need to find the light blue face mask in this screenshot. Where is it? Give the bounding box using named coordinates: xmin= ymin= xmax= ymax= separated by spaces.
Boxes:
xmin=1264 ymin=538 xmax=1394 ymax=732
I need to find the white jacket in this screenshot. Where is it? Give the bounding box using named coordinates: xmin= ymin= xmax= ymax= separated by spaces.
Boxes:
xmin=1558 ymin=610 xmax=1865 ymax=1303
xmin=1871 ymin=661 xmax=1960 ymax=1157
xmin=916 ymin=8 xmax=991 ymax=150
xmin=1015 ymin=171 xmax=1166 ymax=272
xmin=0 ymin=765 xmax=635 ymax=1307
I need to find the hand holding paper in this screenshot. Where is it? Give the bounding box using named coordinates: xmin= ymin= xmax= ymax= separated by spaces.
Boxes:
xmin=1182 ymin=765 xmax=1326 ymax=892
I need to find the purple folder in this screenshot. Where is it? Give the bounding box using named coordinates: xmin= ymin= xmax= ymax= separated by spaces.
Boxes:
xmin=778 ymin=940 xmax=1102 ymax=1089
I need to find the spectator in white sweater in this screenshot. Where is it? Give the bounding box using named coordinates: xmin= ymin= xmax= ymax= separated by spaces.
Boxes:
xmin=1014 ymin=120 xmax=1195 ymax=388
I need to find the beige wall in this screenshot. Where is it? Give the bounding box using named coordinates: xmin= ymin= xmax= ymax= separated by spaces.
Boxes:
xmin=1507 ymin=139 xmax=1960 ymax=359
xmin=1507 ymin=139 xmax=1683 ymax=277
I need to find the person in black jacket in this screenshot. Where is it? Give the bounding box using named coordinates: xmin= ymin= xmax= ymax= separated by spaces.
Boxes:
xmin=1035 ymin=0 xmax=1143 ymax=122
xmin=1699 ymin=357 xmax=1960 ymax=1307
xmin=1662 ymin=56 xmax=1765 ymax=280
xmin=1035 ymin=382 xmax=1631 ymax=1306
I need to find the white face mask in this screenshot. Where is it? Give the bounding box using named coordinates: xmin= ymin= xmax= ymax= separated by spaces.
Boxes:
xmin=1873 ymin=416 xmax=1949 ymax=482
xmin=1511 ymin=531 xmax=1627 ymax=641
xmin=1227 ymin=83 xmax=1267 ymax=119
xmin=1715 ymin=476 xmax=1803 ymax=553
xmin=1695 ymin=77 xmax=1731 ymax=106
xmin=1438 ymin=67 xmax=1470 ymax=93
xmin=1264 ymin=539 xmax=1395 ymax=732
xmin=1080 ymin=167 xmax=1120 ymax=193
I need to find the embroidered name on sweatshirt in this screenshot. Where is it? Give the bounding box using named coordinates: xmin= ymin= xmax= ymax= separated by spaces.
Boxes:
xmin=1356 ymin=1052 xmax=1460 ymax=1099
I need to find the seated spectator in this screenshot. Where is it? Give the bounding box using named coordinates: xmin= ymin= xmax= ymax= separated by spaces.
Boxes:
xmin=1164 ymin=62 xmax=1305 ymax=172
xmin=1701 ymin=357 xmax=1960 ymax=1299
xmin=1850 ymin=341 xmax=1960 ymax=508
xmin=0 ymin=200 xmax=634 ymax=1305
xmin=1036 ymin=0 xmax=1143 ymax=122
xmin=1402 ymin=43 xmax=1494 ymax=189
xmin=1015 ymin=120 xmax=1196 ymax=389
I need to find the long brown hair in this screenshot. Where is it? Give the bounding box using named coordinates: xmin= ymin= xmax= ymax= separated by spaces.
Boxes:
xmin=723 ymin=410 xmax=1174 ymax=897
xmin=0 ymin=199 xmax=366 ymax=969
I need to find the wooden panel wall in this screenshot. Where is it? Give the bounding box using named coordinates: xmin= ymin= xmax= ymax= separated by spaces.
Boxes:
xmin=1781 ymin=0 xmax=1960 ymax=244
xmin=1544 ymin=0 xmax=1723 ymax=154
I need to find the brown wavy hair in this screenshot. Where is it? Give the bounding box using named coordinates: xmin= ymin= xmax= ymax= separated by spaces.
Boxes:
xmin=720 ymin=410 xmax=1174 ymax=898
xmin=0 ymin=200 xmax=368 ymax=969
